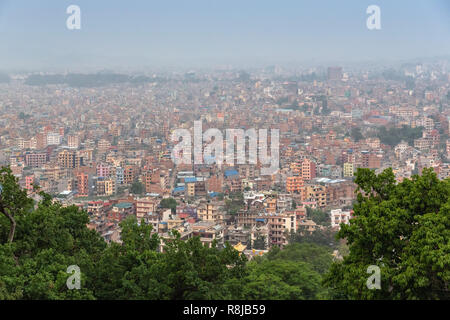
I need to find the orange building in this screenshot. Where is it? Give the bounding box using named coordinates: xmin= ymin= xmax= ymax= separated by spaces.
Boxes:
xmin=76 ymin=173 xmax=89 ymax=197
xmin=286 ymin=176 xmax=304 ymax=193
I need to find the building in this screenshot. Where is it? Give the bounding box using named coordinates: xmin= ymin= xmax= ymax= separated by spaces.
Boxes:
xmin=76 ymin=172 xmax=89 ymax=197
xmin=286 ymin=176 xmax=304 ymax=193
xmin=135 ymin=197 xmax=157 ymax=220
xmin=109 ymin=202 xmax=135 ymax=222
xmin=197 ymin=202 xmax=223 ymax=222
xmin=343 ymin=162 xmax=354 ymax=177
xmin=304 ymin=185 xmax=327 ymax=208
xmin=25 ymin=152 xmax=47 ymax=168
xmin=25 ymin=175 xmax=34 ymax=192
xmin=361 ymin=151 xmax=381 ymax=169
xmin=67 ymin=135 xmax=79 ymax=149
xmin=58 ymin=150 xmax=82 ymax=169
xmin=267 ymin=211 xmax=296 ymax=248
xmin=301 ymin=158 xmax=316 ymax=181
xmin=96 ymin=178 xmax=115 ymax=196
xmin=97 ymin=163 xmax=111 ymax=178
xmin=191 ymin=221 xmax=224 ymax=248
xmin=47 ymin=132 xmax=62 ymax=146
xmin=330 ymin=209 xmax=353 ymax=229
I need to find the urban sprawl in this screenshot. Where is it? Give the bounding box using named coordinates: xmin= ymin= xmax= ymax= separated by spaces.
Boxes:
xmin=1 ymin=62 xmax=449 ymax=257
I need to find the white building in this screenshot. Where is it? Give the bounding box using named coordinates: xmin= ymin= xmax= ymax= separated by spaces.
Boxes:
xmin=330 ymin=209 xmax=352 ymax=229
xmin=47 ymin=132 xmax=62 ymax=146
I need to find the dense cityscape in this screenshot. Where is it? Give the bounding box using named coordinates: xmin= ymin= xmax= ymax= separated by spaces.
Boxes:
xmin=1 ymin=62 xmax=449 ymax=250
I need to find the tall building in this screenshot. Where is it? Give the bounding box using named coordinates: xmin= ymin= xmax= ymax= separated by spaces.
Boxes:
xmin=76 ymin=173 xmax=89 ymax=197
xmin=446 ymin=140 xmax=450 ymax=159
xmin=267 ymin=211 xmax=296 ymax=248
xmin=58 ymin=150 xmax=82 ymax=169
xmin=25 ymin=175 xmax=34 ymax=192
xmin=97 ymin=163 xmax=111 ymax=178
xmin=96 ymin=177 xmax=115 ymax=196
xmin=35 ymin=132 xmax=48 ymax=149
xmin=301 ymin=158 xmax=316 ymax=181
xmin=343 ymin=162 xmax=354 ymax=177
xmin=116 ymin=167 xmax=124 ymax=185
xmin=67 ymin=135 xmax=79 ymax=149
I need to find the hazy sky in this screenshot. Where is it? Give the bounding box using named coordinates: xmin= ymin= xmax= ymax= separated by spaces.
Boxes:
xmin=0 ymin=0 xmax=449 ymax=70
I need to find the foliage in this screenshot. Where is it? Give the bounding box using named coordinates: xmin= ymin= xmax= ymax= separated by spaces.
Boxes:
xmin=351 ymin=127 xmax=364 ymax=142
xmin=160 ymin=197 xmax=178 ymax=214
xmin=290 ymin=226 xmax=339 ymax=249
xmin=224 ymin=192 xmax=244 ymax=215
xmin=377 ymin=125 xmax=423 ymax=147
xmin=306 ymin=206 xmax=330 ymax=226
xmin=323 ymin=168 xmax=450 ymax=299
xmin=252 ymin=235 xmax=267 ymax=250
xmin=236 ymin=243 xmax=333 ymax=299
xmin=130 ymin=180 xmax=145 ymax=195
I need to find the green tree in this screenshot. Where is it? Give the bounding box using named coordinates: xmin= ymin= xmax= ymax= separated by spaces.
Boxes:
xmin=130 ymin=180 xmax=144 ymax=195
xmin=323 ymin=168 xmax=450 ymax=299
xmin=160 ymin=198 xmax=178 ymax=214
xmin=290 ymin=226 xmax=339 ymax=249
xmin=241 ymin=259 xmax=323 ymax=300
xmin=306 ymin=207 xmax=330 ymax=226
xmin=377 ymin=125 xmax=423 ymax=147
xmin=351 ymin=127 xmax=364 ymax=142
xmin=224 ymin=192 xmax=244 ymax=215
xmin=253 ymin=235 xmax=267 ymax=250
xmin=0 ymin=167 xmax=105 ymax=299
xmin=266 ymin=243 xmax=333 ymax=275
xmin=0 ymin=166 xmax=34 ymax=243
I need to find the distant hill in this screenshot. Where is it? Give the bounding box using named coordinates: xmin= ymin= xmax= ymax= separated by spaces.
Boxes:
xmin=24 ymin=73 xmax=161 ymax=87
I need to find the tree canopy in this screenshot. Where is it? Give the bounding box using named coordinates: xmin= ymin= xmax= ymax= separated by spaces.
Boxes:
xmin=323 ymin=168 xmax=450 ymax=299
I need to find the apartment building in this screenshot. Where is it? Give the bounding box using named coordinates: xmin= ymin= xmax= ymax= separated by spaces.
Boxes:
xmin=197 ymin=201 xmax=224 ymax=223
xmin=330 ymin=209 xmax=353 ymax=229
xmin=135 ymin=196 xmax=157 ymax=220
xmin=267 ymin=211 xmax=296 ymax=248
xmin=25 ymin=152 xmax=47 ymax=168
xmin=286 ymin=176 xmax=304 ymax=193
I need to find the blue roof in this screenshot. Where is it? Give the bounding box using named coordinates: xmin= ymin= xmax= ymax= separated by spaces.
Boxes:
xmin=114 ymin=202 xmax=133 ymax=209
xmin=209 ymin=192 xmax=220 ymax=197
xmin=225 ymin=169 xmax=239 ymax=178
xmin=173 ymin=186 xmax=185 ymax=193
xmin=184 ymin=177 xmax=197 ymax=183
